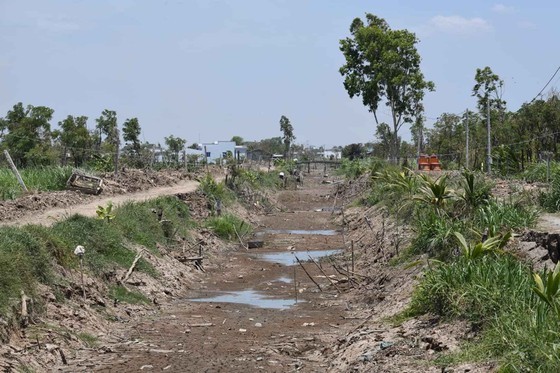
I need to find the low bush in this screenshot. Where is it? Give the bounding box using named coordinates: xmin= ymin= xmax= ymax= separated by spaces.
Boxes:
xmin=206 ymin=214 xmax=251 ymax=241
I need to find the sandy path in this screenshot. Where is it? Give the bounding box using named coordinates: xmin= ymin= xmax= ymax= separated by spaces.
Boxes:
xmin=2 ymin=178 xmax=203 ymax=227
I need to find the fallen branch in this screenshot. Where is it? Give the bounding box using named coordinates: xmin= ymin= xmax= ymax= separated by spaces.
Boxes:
xmin=232 ymin=224 xmax=248 ymax=250
xmin=122 ymin=252 xmax=143 ymax=283
xmin=308 ymin=255 xmax=341 ymax=293
xmin=294 ymin=255 xmax=322 ymax=292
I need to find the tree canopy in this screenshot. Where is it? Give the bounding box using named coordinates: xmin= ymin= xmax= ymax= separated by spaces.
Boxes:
xmin=279 ymin=115 xmax=295 ymax=158
xmin=339 ymin=13 xmax=434 ymax=160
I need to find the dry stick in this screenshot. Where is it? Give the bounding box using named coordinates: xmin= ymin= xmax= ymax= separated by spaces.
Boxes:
xmin=330 ymin=263 xmax=358 ymax=287
xmin=79 ymin=257 xmax=85 ymax=301
xmin=294 ymin=255 xmax=322 ymax=292
xmin=334 ymin=264 xmax=373 ymax=281
xmin=122 ymin=252 xmax=143 ymax=283
xmin=293 ymin=266 xmax=298 ymax=303
xmin=232 ymin=224 xmax=248 ymax=250
xmin=308 ymin=255 xmax=341 ymax=293
xmin=351 ymin=240 xmax=355 ymax=273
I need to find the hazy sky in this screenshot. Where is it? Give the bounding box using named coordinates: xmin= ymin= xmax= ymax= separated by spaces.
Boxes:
xmin=0 ymin=1 xmax=557 ymax=147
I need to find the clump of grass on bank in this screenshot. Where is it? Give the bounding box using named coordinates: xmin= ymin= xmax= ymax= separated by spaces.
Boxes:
xmin=0 ymin=166 xmax=74 ymax=200
xmin=112 ymin=196 xmax=193 ymax=250
xmin=406 ymin=253 xmax=560 ymax=371
xmin=206 ymin=214 xmax=251 ymax=241
xmin=109 ymin=285 xmax=150 ymax=305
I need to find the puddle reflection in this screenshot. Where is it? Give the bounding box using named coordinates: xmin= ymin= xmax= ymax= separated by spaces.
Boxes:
xmin=190 ymin=290 xmax=297 ymax=309
xmin=255 ymin=229 xmax=339 ymax=236
xmin=255 ymin=249 xmax=342 ymax=266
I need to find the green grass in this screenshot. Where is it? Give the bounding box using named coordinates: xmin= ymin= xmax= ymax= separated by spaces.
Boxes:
xmin=0 ymin=166 xmax=74 ymax=200
xmin=109 ymin=285 xmax=150 ymax=304
xmin=112 ymin=196 xmax=193 ymax=250
xmin=405 ymin=254 xmax=560 ymax=371
xmin=205 ymin=214 xmax=252 ymax=240
xmin=77 ymin=332 xmax=99 ymax=347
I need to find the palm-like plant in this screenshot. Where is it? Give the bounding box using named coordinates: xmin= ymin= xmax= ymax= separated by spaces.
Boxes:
xmin=459 ymin=170 xmax=491 ymax=210
xmin=414 ymin=175 xmax=454 ymax=216
xmin=533 ymin=263 xmax=560 ymax=319
xmin=453 ymin=231 xmax=511 ymax=260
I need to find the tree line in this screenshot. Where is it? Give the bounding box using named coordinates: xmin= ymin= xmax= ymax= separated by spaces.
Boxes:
xmin=0 ymin=104 xmax=188 ymax=170
xmin=338 ymin=13 xmax=560 ymax=175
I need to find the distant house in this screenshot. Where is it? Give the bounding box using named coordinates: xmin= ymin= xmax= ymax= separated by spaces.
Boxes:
xmin=201 ymin=141 xmax=247 ymax=164
xmin=321 ymin=149 xmax=342 ymax=160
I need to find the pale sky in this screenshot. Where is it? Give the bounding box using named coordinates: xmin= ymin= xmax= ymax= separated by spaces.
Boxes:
xmin=0 ymin=1 xmax=557 ymax=147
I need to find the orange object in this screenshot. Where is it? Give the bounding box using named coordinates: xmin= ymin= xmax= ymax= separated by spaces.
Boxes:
xmin=429 ymin=154 xmax=441 ymax=171
xmin=418 ymin=154 xmax=430 ymax=170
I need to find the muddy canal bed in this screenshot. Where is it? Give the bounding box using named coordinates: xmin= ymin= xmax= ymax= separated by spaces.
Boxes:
xmin=59 ymin=174 xmax=356 ymax=373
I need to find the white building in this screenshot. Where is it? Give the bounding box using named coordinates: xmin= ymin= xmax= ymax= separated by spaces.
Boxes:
xmin=201 ymin=141 xmax=247 ymax=164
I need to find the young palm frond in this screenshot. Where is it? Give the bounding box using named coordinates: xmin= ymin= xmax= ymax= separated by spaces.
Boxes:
xmin=413 ymin=175 xmax=454 ymax=216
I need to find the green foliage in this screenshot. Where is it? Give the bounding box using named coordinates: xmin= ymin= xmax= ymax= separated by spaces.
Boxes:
xmin=0 ymin=166 xmax=73 ymax=200
xmin=410 ymin=209 xmax=463 ymax=257
xmin=413 ymin=175 xmax=454 ymax=216
xmin=339 ymin=13 xmax=434 ymax=159
xmin=199 ymin=174 xmax=233 ymax=207
xmin=279 ymin=115 xmax=295 ymax=157
xmin=457 ymin=170 xmax=492 ymax=211
xmin=338 ymin=159 xmax=367 ymax=179
xmin=77 ymin=332 xmax=99 ymax=347
xmin=454 ymin=231 xmax=510 ymax=260
xmin=0 ymin=227 xmax=54 ymax=314
xmin=205 ymin=214 xmax=251 ymax=241
xmin=523 ymin=161 xmax=560 ymax=183
xmin=539 ymin=174 xmax=560 ymax=212
xmin=407 ymin=254 xmax=530 ymax=323
xmin=112 ymin=196 xmax=192 ymax=251
xmin=51 ymin=215 xmax=146 ymax=276
xmin=109 ymin=285 xmax=150 ymax=304
xmin=532 ymin=262 xmax=560 ymax=320
xmin=96 ymin=201 xmax=116 ymax=222
xmin=474 ymin=199 xmax=539 ymax=235
xmin=407 ymin=248 xmax=560 ymax=371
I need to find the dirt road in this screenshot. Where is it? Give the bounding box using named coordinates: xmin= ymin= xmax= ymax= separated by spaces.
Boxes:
xmin=1 ymin=178 xmax=204 ymax=227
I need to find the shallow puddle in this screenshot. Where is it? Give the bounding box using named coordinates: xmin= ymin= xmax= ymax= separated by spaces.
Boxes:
xmin=190 ymin=290 xmax=297 ymax=309
xmin=255 ymin=229 xmax=339 ymax=236
xmin=255 ymin=249 xmax=342 ymax=266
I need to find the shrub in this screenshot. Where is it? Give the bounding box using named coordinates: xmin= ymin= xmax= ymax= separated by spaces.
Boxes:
xmin=206 ymin=214 xmax=251 ymax=241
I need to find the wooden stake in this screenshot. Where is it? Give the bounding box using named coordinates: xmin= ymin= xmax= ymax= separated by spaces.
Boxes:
xmin=351 ymin=240 xmax=355 ymax=273
xmin=3 ymin=150 xmax=28 ymax=191
xmin=79 ymin=258 xmax=86 ymax=301
xmin=293 ymin=266 xmax=298 ymax=303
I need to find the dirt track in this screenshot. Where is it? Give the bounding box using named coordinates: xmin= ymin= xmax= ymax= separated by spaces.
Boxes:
xmin=1 ymin=178 xmax=202 ymax=227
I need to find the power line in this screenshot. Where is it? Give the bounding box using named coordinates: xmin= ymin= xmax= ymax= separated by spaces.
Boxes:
xmin=530 ymin=65 xmax=560 ymax=103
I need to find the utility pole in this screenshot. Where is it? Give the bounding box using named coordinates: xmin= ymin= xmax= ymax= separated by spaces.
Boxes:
xmin=486 ymin=97 xmax=491 ymax=175
xmin=465 ymin=109 xmax=469 ymax=170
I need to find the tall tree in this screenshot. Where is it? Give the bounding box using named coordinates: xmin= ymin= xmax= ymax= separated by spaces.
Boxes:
xmin=55 ymin=115 xmax=91 ymax=166
xmin=339 ymin=13 xmax=434 ymax=161
xmin=95 ymin=109 xmax=119 ymax=152
xmin=2 ymin=103 xmax=55 ymax=166
xmin=231 ymin=136 xmax=244 ymax=146
xmin=164 ymin=135 xmax=186 ymax=163
xmin=122 ymin=117 xmax=142 ymax=157
xmin=279 ymin=115 xmax=295 ymax=158
xmin=472 ymin=66 xmax=506 ymax=172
